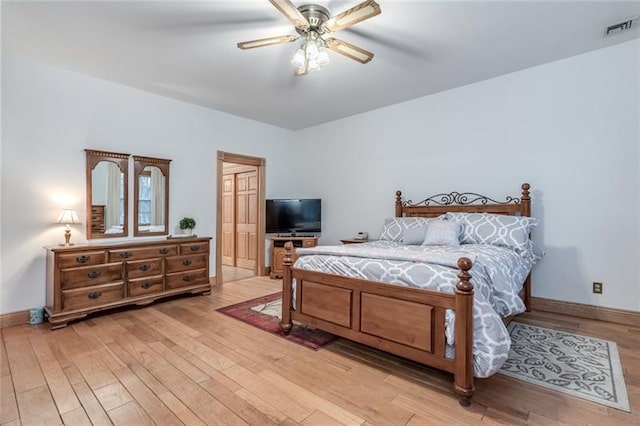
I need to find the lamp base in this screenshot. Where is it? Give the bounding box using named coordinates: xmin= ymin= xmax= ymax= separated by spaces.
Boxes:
xmin=58 ymin=243 xmax=76 ymax=247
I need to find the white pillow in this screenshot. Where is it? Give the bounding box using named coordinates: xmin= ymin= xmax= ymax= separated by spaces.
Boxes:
xmin=422 ymin=221 xmax=461 ymax=246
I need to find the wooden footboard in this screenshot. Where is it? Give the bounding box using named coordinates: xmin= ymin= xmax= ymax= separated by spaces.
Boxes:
xmin=280 ymin=242 xmax=475 ymax=406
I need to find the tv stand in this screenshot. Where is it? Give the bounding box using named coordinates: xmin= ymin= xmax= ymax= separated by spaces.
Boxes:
xmin=270 ymin=236 xmax=317 ymax=279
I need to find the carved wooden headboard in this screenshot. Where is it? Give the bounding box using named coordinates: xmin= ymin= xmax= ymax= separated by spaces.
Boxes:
xmin=395 ymin=183 xmax=531 ymax=218
xmin=394 ymin=182 xmax=533 ymax=312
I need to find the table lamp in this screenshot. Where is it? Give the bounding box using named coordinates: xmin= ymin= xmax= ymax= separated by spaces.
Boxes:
xmin=57 ymin=209 xmax=81 ymax=247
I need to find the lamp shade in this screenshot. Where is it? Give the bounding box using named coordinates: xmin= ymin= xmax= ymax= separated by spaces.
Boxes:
xmin=57 ymin=209 xmax=80 ymax=225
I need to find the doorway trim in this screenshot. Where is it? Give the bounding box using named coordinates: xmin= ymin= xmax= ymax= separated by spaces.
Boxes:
xmin=216 ymin=151 xmax=266 ymax=286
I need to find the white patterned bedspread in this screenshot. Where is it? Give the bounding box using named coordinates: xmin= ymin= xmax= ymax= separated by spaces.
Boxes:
xmin=293 ymin=241 xmax=537 ymax=377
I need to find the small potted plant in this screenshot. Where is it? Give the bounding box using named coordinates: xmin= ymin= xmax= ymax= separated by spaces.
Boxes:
xmin=179 ymin=217 xmax=196 ymax=236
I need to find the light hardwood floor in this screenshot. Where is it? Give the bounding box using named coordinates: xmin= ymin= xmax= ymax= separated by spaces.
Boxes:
xmin=221 ymin=266 xmax=255 ymax=284
xmin=1 ymin=276 xmax=638 ymax=425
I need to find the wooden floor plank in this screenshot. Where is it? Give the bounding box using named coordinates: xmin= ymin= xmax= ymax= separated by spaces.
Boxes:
xmin=2 ymin=276 xmax=638 ymax=425
xmin=26 ymin=326 xmax=82 ymax=415
xmin=3 ymin=326 xmax=46 ymax=394
xmin=112 ymin=367 xmax=183 ymax=426
xmin=107 ymin=401 xmax=154 ymax=426
xmin=157 ymin=391 xmax=207 ymax=426
xmin=0 ymin=329 xmax=11 ymax=377
xmin=65 ymin=370 xmax=113 ymax=426
xmin=15 ymin=384 xmax=62 ymax=425
xmin=60 ymin=406 xmax=93 ymax=426
xmin=0 ymin=374 xmax=19 ymax=424
xmin=93 ymin=382 xmax=134 ymax=412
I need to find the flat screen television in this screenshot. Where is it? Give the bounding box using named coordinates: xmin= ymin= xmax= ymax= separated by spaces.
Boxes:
xmin=266 ymin=199 xmax=321 ymax=234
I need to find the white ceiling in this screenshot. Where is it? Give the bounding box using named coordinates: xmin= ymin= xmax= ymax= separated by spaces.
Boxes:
xmin=3 ymin=1 xmax=639 ymax=130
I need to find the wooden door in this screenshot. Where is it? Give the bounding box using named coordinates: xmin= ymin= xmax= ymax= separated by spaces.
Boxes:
xmin=221 ymin=174 xmax=235 ymax=266
xmin=235 ymin=170 xmax=257 ymax=270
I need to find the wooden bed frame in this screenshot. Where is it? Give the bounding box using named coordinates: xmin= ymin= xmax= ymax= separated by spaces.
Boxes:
xmin=280 ymin=183 xmax=532 ymax=406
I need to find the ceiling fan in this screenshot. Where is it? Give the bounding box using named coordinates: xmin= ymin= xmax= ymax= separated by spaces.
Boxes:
xmin=237 ymin=0 xmax=381 ymax=76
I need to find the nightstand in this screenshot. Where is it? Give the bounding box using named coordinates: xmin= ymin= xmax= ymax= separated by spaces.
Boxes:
xmin=340 ymin=239 xmax=370 ymax=244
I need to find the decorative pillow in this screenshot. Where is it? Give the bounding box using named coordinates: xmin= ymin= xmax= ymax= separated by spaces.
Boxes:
xmin=422 ymin=221 xmax=461 ymax=246
xmin=379 ymin=217 xmax=433 ymax=242
xmin=443 ymin=212 xmax=538 ymax=254
xmin=402 ymin=227 xmax=428 ymax=245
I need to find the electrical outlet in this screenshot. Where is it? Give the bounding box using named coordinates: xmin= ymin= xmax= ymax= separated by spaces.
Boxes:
xmin=593 ymin=282 xmax=603 ymax=294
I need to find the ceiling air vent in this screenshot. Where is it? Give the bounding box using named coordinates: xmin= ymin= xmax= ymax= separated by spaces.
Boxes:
xmin=604 ymin=16 xmax=638 ymax=37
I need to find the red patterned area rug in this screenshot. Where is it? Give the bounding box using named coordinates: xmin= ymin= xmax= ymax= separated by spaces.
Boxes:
xmin=217 ymin=292 xmax=336 ymax=350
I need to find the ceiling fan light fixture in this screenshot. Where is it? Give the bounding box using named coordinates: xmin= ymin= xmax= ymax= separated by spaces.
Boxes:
xmin=291 ymin=47 xmax=306 ymax=68
xmin=305 ymin=41 xmax=319 ymax=59
xmin=239 ymin=0 xmax=381 ymax=76
xmin=317 ymin=46 xmax=330 ymax=66
xmin=308 ymin=58 xmax=320 ymax=71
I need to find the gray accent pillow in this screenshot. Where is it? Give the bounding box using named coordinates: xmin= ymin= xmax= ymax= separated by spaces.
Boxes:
xmin=402 ymin=227 xmax=428 ymax=245
xmin=443 ymin=212 xmax=538 ymax=255
xmin=422 ymin=220 xmax=461 ymax=246
xmin=379 ymin=217 xmax=433 ymax=242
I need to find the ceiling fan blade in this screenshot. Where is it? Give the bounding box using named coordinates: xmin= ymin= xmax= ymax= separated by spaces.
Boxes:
xmin=322 ymin=0 xmax=381 ymax=33
xmin=237 ymin=35 xmax=297 ymax=50
xmin=325 ymin=37 xmax=374 ymax=64
xmin=268 ymin=0 xmax=310 ymax=32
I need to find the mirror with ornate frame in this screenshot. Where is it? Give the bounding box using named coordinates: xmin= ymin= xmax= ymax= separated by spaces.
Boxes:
xmin=85 ymin=149 xmax=129 ymax=239
xmin=133 ymin=155 xmax=171 ymax=237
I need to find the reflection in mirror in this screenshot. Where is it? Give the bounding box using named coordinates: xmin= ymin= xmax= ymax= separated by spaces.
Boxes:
xmin=85 ymin=149 xmax=129 ymax=239
xmin=134 ymin=156 xmax=170 ymax=237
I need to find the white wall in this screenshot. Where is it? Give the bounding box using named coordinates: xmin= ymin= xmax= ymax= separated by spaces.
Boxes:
xmin=2 ymin=40 xmax=639 ymax=315
xmin=296 ymin=40 xmax=640 ymax=312
xmin=0 ymin=56 xmax=302 ymax=314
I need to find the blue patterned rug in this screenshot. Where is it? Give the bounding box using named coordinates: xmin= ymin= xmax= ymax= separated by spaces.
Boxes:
xmin=499 ymin=322 xmax=630 ymax=412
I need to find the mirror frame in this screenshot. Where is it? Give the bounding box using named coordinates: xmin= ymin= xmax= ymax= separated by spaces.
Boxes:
xmin=85 ymin=149 xmax=130 ymax=239
xmin=133 ymin=155 xmax=171 ymax=237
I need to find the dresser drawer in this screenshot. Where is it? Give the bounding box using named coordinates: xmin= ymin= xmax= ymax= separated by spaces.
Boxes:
xmin=126 ymin=258 xmax=163 ymax=279
xmin=109 ymin=245 xmax=177 ymax=261
xmin=62 ymin=282 xmax=124 ymax=311
xmin=60 ymin=263 xmax=124 ymax=289
xmin=302 ymin=239 xmax=316 ymax=248
xmin=165 ymin=254 xmax=207 ymax=273
xmin=90 ymin=213 xmax=104 ymax=222
xmin=91 ymin=205 xmax=104 ymax=214
xmin=128 ymin=276 xmax=164 ymax=297
xmin=179 ymin=241 xmax=209 ymax=255
xmin=166 ymin=269 xmax=208 ymax=289
xmin=58 ymin=251 xmax=106 ymax=269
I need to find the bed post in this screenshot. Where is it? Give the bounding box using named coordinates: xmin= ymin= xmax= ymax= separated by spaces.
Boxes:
xmin=280 ymin=241 xmax=294 ymax=335
xmin=454 ymin=257 xmax=475 ymax=407
xmin=395 ymin=191 xmax=403 ymax=217
xmin=521 ymin=183 xmax=532 ymax=312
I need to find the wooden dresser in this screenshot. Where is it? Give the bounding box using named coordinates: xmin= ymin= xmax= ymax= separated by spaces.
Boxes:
xmin=45 ymin=237 xmax=211 ymax=329
xmin=270 ymin=236 xmax=317 ymax=279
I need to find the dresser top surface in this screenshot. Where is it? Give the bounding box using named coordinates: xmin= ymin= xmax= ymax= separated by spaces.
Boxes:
xmin=44 ymin=236 xmax=212 ymax=252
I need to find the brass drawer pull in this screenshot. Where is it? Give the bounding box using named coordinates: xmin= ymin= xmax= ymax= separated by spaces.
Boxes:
xmin=88 ymin=291 xmax=102 ymax=300
xmin=139 ymin=264 xmax=150 ymax=272
xmin=190 ymin=245 xmax=200 ymax=251
xmin=182 ymin=259 xmax=192 ymax=266
xmin=141 ymin=282 xmax=152 ymax=289
xmin=87 ymin=271 xmax=102 ymax=279
xmin=120 ymin=251 xmax=132 ymax=259
xmin=76 ymin=255 xmax=91 ymax=264
xmin=159 ymin=248 xmax=170 ymax=255
xmin=183 ymin=275 xmax=192 ymax=282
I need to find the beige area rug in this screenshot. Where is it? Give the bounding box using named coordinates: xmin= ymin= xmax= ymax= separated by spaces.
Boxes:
xmin=499 ymin=322 xmax=630 ymax=412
